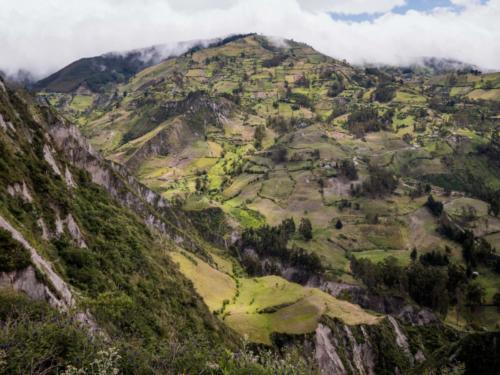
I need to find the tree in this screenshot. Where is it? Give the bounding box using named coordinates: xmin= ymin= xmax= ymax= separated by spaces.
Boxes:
xmin=299 ymin=218 xmax=313 ymax=241
xmin=360 ymin=166 xmax=398 ymax=197
xmin=425 ymin=195 xmax=443 ymax=216
xmin=339 ymin=159 xmax=358 ymax=180
xmin=280 ymin=218 xmax=296 ymax=237
xmin=254 ymin=125 xmax=266 ymax=150
xmin=465 ymin=282 xmax=485 ymax=311
xmin=374 ymin=83 xmax=396 ymax=103
xmin=0 ymin=228 xmax=31 ymax=272
xmin=411 ymin=248 xmax=418 ymax=262
xmin=419 ymin=250 xmax=449 ymax=267
xmin=335 ymin=219 xmax=343 ymax=230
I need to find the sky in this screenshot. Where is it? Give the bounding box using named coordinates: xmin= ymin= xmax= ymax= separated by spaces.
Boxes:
xmin=0 ymin=0 xmax=499 ymax=79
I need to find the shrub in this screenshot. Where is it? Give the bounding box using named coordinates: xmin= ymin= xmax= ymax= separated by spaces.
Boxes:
xmin=359 ymin=166 xmax=398 ymax=197
xmin=335 ymin=219 xmax=343 ymax=230
xmin=426 ymin=195 xmax=443 ymax=216
xmin=0 ymin=289 xmax=104 ymax=375
xmin=0 ymin=228 xmax=31 ymax=272
xmin=419 ymin=250 xmax=449 ymax=267
xmin=299 ymin=218 xmax=313 ymax=240
xmin=374 ymin=83 xmax=396 ymax=103
xmin=339 ymin=159 xmax=358 ymax=180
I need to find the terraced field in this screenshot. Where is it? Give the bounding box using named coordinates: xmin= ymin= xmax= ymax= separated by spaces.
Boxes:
xmin=38 ymin=34 xmax=500 ymax=330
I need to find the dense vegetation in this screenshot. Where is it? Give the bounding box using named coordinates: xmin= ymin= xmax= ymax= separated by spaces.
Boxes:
xmin=238 ymin=219 xmax=323 ymax=280
xmin=0 ymin=228 xmax=31 ymax=272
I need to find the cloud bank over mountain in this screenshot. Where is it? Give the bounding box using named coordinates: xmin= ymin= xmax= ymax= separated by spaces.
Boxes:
xmin=1 ymin=0 xmax=499 ymax=78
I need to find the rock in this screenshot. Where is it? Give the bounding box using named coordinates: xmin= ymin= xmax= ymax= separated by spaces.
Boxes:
xmin=0 ymin=214 xmax=74 ymax=310
xmin=0 ymin=113 xmax=6 ymax=131
xmin=6 ymin=181 xmax=33 ymax=203
xmin=64 ymin=167 xmax=77 ymax=188
xmin=315 ymin=323 xmax=347 ymax=375
xmin=37 ymin=218 xmax=50 ymax=240
xmin=43 ymin=144 xmax=62 ymax=176
xmin=65 ymin=214 xmax=87 ymax=248
xmin=0 ymin=266 xmax=59 ymax=305
xmin=321 ymin=281 xmax=439 ymax=326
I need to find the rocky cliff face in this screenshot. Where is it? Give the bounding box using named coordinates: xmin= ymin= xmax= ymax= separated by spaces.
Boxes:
xmin=313 ymin=316 xmax=454 ymax=375
xmin=46 ymin=110 xmax=218 ymax=260
xmin=321 ymin=281 xmax=439 ymax=326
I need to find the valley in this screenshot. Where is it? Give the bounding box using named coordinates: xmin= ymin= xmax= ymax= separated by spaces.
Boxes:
xmin=39 ymin=34 xmax=500 ymax=329
xmin=1 ymin=32 xmax=499 ymax=374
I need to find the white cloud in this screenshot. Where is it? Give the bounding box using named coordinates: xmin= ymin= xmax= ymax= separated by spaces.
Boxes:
xmin=0 ymin=0 xmax=499 ymax=79
xmin=298 ymin=0 xmax=406 ymax=14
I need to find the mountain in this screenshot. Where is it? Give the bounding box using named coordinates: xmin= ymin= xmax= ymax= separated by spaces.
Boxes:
xmin=33 ymin=51 xmax=156 ymax=93
xmin=2 ymin=33 xmax=500 ymax=373
xmin=33 ymin=34 xmax=256 ymax=94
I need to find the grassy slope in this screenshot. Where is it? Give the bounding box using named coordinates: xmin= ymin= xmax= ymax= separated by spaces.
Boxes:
xmin=171 ymin=251 xmax=380 ymax=344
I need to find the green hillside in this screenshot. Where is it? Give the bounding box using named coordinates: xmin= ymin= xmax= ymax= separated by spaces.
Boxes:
xmin=40 ymin=34 xmax=500 ymax=318
xmin=13 ymin=33 xmax=500 ymax=373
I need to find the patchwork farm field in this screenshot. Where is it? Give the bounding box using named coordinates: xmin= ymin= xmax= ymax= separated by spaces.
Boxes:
xmin=40 ymin=34 xmax=500 ymax=332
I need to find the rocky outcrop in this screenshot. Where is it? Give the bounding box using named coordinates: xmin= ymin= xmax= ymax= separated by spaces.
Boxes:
xmin=0 ymin=266 xmax=62 ymax=307
xmin=43 ymin=144 xmax=62 ymax=176
xmin=0 ymin=112 xmax=15 ymax=133
xmin=47 ymin=115 xmax=211 ymax=258
xmin=0 ymin=214 xmax=100 ymax=334
xmin=0 ymin=214 xmax=74 ymax=310
xmin=315 ymin=323 xmax=348 ymax=374
xmin=321 ymin=281 xmax=438 ymax=326
xmin=314 ymin=316 xmax=439 ymax=375
xmin=63 ymin=213 xmax=87 ymax=248
xmin=64 ymin=166 xmax=77 ymax=188
xmin=53 ymin=211 xmax=87 ymax=248
xmin=7 ymin=181 xmax=33 ymax=202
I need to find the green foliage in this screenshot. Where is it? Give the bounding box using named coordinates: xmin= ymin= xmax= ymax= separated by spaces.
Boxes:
xmin=351 ymin=256 xmax=467 ymax=314
xmin=374 ymin=83 xmax=397 ymax=103
xmin=0 ymin=228 xmax=31 ymax=272
xmin=286 ymin=92 xmax=312 ymax=108
xmin=426 ymin=195 xmax=444 ymax=216
xmin=411 ymin=248 xmax=418 ymax=262
xmin=338 ymin=159 xmax=358 ymax=180
xmin=62 ymin=347 xmax=121 ymax=375
xmin=347 ymin=106 xmax=392 ymax=137
xmin=493 ymin=292 xmax=500 ymax=311
xmin=299 ymin=218 xmax=313 ymax=241
xmin=367 ymin=319 xmax=411 ymax=374
xmin=355 ymin=166 xmax=398 ymax=197
xmin=262 ymin=54 xmax=288 ymax=68
xmin=465 ymin=282 xmax=485 ymax=310
xmin=420 ymin=250 xmax=449 ymax=267
xmin=0 ymin=289 xmax=105 ymax=375
xmin=335 ymin=219 xmax=343 ymax=230
xmin=254 ymin=124 xmax=266 ymax=149
xmin=239 ymin=219 xmax=322 ymax=277
xmin=215 ymin=337 xmax=319 ymax=375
